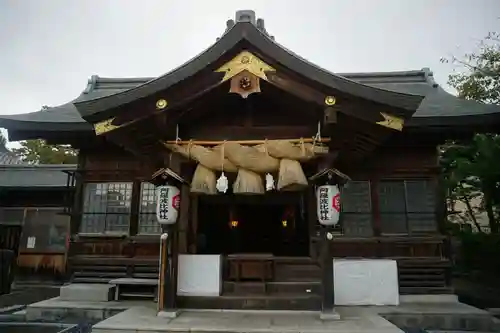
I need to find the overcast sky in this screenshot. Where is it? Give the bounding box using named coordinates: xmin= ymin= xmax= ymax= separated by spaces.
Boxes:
xmin=0 ymin=0 xmax=499 ymax=142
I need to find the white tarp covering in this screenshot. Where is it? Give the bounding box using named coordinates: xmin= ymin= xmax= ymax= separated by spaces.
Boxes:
xmin=177 ymin=254 xmax=222 ymax=296
xmin=333 ymin=259 xmax=399 ymax=306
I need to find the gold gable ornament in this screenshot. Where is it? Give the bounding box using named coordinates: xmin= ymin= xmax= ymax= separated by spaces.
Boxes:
xmin=94 ymin=118 xmax=118 ymax=135
xmin=376 ymin=112 xmax=404 ymax=131
xmin=156 ymin=99 xmax=168 ymax=110
xmin=229 ymin=71 xmax=261 ymax=98
xmin=216 ymin=51 xmax=275 ymax=82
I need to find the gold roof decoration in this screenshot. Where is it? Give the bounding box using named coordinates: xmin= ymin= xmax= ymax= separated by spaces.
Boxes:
xmin=376 ymin=112 xmax=404 ymax=131
xmin=94 ymin=118 xmax=118 ymax=135
xmin=216 ymin=51 xmax=275 ymax=82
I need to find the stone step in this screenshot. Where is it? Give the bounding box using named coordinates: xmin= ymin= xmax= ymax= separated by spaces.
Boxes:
xmin=59 ymin=283 xmax=115 ymax=302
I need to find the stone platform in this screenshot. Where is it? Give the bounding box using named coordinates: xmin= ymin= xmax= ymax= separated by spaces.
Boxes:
xmin=92 ymin=307 xmax=401 ymax=333
xmin=23 ymin=292 xmax=500 ymax=332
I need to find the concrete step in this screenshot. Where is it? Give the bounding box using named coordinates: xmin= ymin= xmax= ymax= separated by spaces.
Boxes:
xmin=60 ymin=283 xmax=115 ymax=302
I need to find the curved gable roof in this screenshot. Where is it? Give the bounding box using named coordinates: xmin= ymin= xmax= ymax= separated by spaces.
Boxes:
xmin=1 ymin=10 xmax=500 ymax=139
xmin=74 ymin=18 xmax=423 ymax=120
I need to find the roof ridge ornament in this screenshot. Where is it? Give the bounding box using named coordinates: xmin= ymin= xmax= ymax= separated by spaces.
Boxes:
xmin=220 ymin=10 xmax=273 ymax=40
xmin=83 ymin=75 xmax=99 ymax=94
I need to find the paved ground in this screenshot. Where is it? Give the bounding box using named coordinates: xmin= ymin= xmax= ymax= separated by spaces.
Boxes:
xmin=0 ymin=286 xmax=59 ymax=309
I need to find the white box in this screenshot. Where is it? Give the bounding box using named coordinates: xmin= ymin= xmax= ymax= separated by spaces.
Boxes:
xmin=333 ymin=259 xmax=399 ymax=306
xmin=177 ymin=254 xmax=222 ymax=296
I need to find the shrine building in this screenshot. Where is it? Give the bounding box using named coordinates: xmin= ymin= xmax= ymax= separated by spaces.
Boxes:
xmin=2 ymin=10 xmax=500 ymax=311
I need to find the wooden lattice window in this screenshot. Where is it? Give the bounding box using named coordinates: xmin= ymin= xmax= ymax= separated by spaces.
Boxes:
xmin=378 ymin=180 xmax=436 ymax=235
xmin=341 ymin=181 xmax=373 ymax=236
xmin=138 ymin=182 xmax=162 ymax=234
xmin=80 ymin=182 xmax=132 ymax=234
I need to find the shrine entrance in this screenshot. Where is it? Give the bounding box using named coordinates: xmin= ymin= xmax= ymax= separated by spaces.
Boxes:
xmin=196 ymin=193 xmax=309 ymax=257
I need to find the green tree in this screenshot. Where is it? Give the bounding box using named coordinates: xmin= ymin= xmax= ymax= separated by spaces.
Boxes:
xmin=441 ymin=32 xmax=500 ymax=233
xmin=13 ymin=139 xmax=78 ymax=164
xmin=446 ymin=32 xmax=500 ymax=104
xmin=441 ymin=136 xmax=500 ymax=233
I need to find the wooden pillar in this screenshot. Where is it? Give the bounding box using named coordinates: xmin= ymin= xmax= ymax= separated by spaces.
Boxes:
xmin=307 ymin=188 xmax=318 ymax=260
xmin=189 ymin=195 xmax=199 ymax=254
xmin=370 ymin=178 xmax=381 ymax=237
xmin=321 ymin=226 xmax=335 ymax=313
xmin=70 ymin=153 xmax=86 ymax=236
xmin=158 ymin=224 xmax=177 ymax=312
xmin=129 ymin=180 xmax=141 ymax=237
xmin=177 ymin=185 xmax=190 ymax=253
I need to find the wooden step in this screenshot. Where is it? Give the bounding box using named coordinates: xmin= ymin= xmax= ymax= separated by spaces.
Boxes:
xmin=223 ymin=281 xmax=322 ymax=295
xmin=399 ymin=280 xmax=445 ymax=287
xmin=71 ymin=277 xmax=113 ymax=284
xmin=399 ymin=274 xmax=445 ymax=280
xmin=224 ymin=282 xmax=266 ymax=295
xmin=73 ymin=271 xmax=127 ymax=278
xmin=178 ymin=294 xmax=321 ymax=310
xmin=267 ymin=281 xmax=321 ymax=294
xmin=274 ymin=264 xmax=321 ymax=281
xmin=399 ymin=286 xmax=454 ymax=295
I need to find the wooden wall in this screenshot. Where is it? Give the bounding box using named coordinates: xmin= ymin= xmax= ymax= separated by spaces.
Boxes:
xmin=0 ymin=189 xmax=70 ymax=282
xmin=70 ymin=142 xmax=441 ymax=258
xmin=69 ymin=146 xmax=160 ymax=262
xmin=68 ymin=139 xmax=449 ymax=293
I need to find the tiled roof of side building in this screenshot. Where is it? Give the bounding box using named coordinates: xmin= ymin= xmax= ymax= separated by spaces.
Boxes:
xmin=0 ymin=164 xmax=77 ymax=188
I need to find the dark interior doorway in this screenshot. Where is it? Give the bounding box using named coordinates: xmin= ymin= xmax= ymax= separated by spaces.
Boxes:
xmin=197 ymin=193 xmax=309 ymax=256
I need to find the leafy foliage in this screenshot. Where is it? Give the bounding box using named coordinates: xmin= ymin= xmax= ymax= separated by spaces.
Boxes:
xmin=455 ymin=232 xmax=500 ymax=283
xmin=441 ymin=32 xmax=500 ymax=233
xmin=441 ymin=136 xmax=500 ymax=233
xmin=13 ymin=139 xmax=78 ymax=164
xmin=444 ymin=32 xmax=500 ymax=104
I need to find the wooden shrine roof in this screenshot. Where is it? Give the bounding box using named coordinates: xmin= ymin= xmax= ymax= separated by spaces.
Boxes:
xmin=73 ymin=17 xmax=422 ymax=121
xmin=1 ymin=10 xmax=500 ymax=141
xmin=2 ymin=68 xmax=499 ymax=140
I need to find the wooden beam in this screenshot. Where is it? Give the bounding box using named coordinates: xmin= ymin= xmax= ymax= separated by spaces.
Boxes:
xmin=163 ymin=137 xmax=330 ymax=145
xmin=266 ymin=71 xmax=324 ymax=105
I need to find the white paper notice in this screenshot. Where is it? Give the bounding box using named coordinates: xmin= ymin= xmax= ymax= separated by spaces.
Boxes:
xmin=333 ymin=259 xmax=399 ymax=306
xmin=27 ymin=236 xmax=36 ymax=249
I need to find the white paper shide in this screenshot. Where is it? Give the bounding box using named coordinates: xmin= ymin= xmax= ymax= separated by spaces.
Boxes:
xmin=316 ymin=185 xmax=340 ymax=226
xmin=265 ymin=173 xmax=275 ymax=191
xmin=156 ymin=185 xmax=181 ymax=224
xmin=216 ymin=172 xmax=229 ymax=193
